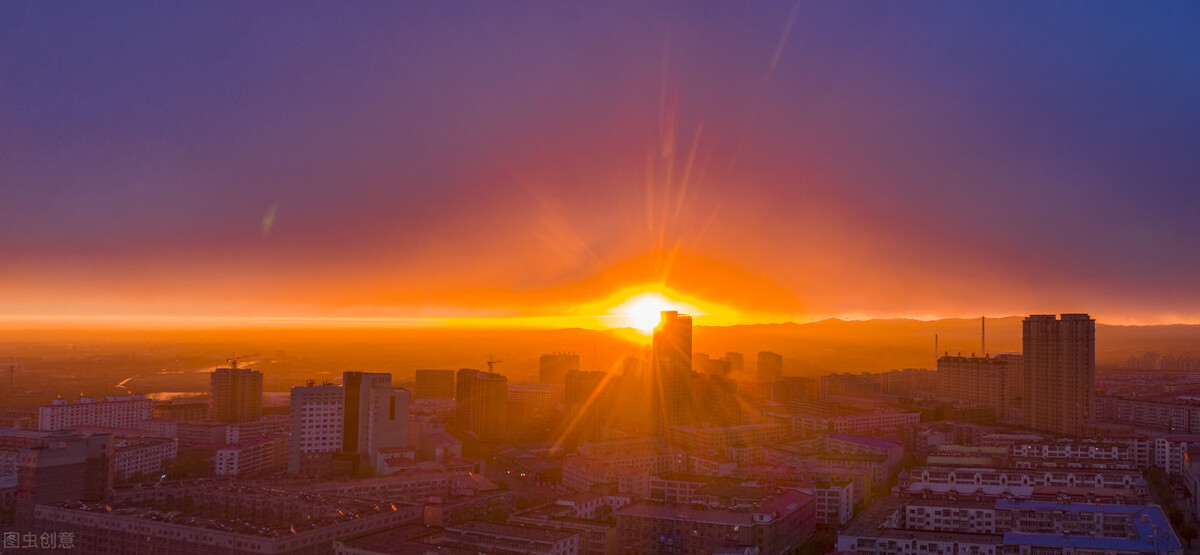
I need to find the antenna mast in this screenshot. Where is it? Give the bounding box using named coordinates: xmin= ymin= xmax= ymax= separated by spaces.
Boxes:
xmin=981 ymin=316 xmax=986 ymax=357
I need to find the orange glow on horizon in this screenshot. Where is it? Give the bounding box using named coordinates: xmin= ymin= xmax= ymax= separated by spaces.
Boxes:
xmin=607 ymin=291 xmax=699 ymax=332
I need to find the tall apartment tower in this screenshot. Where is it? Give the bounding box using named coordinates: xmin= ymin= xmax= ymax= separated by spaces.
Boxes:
xmin=15 ymin=432 xmax=113 ymax=526
xmin=539 ymin=353 xmax=580 ymax=384
xmin=652 ymin=311 xmax=693 ymax=431
xmin=414 ymin=369 xmax=456 ymax=400
xmin=340 ymin=372 xmax=409 ymax=475
xmin=1023 ymin=314 xmax=1095 ymax=436
xmin=565 ymin=370 xmax=611 ymax=439
xmin=456 ymin=369 xmax=508 ymax=439
xmin=210 ymin=364 xmax=263 ymax=423
xmin=288 ymin=382 xmax=344 ymax=475
xmin=725 ymin=352 xmax=745 ymax=375
xmin=936 ymin=355 xmax=1008 ymax=417
xmin=758 ymin=351 xmax=783 ymax=383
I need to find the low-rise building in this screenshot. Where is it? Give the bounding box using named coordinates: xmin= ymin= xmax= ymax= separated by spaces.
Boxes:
xmin=213 ymin=435 xmax=288 ymax=476
xmin=836 ymin=497 xmax=1184 ymax=555
xmin=422 ymin=489 xmax=514 ymax=527
xmin=34 ymin=483 xmax=421 ymax=555
xmin=442 ymin=520 xmax=580 ymax=555
xmin=113 ymin=436 xmax=177 ymax=481
xmin=38 ymin=394 xmax=152 ymax=431
xmin=616 ymin=490 xmax=816 ymax=555
xmin=668 ymin=423 xmax=789 ymax=453
xmin=1155 ymin=436 xmax=1200 ymax=476
xmin=794 ymin=410 xmax=920 ymax=436
xmin=824 ymin=433 xmax=904 ymax=472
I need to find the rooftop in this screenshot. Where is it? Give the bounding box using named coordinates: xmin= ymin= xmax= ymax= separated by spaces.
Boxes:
xmin=43 ymin=483 xmax=414 ymax=538
xmin=618 ymin=491 xmax=812 ymax=526
xmin=827 ymin=433 xmax=903 ymax=449
xmin=447 ymin=520 xmax=577 ymax=542
xmin=337 ymin=524 xmax=478 ymax=555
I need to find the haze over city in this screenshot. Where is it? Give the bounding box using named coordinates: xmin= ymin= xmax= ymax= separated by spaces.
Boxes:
xmin=5 ymin=3 xmax=1200 ymax=555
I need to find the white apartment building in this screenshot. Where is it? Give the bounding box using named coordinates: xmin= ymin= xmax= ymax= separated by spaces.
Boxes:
xmin=38 ymin=395 xmax=153 ymax=431
xmin=794 ymin=410 xmax=920 ymax=436
xmin=289 ymin=382 xmax=344 ymax=475
xmin=214 ymin=436 xmax=287 ymax=476
xmin=113 ymin=437 xmax=178 ymax=481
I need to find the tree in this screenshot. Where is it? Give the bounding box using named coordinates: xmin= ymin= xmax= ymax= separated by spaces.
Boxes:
xmin=1179 ymin=524 xmax=1197 ymax=548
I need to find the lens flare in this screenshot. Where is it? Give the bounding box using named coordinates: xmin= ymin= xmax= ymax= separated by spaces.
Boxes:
xmin=610 ymin=292 xmax=701 ymax=332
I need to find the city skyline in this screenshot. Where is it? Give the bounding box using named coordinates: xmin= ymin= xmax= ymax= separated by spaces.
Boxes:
xmin=5 ymin=3 xmax=1200 ymax=327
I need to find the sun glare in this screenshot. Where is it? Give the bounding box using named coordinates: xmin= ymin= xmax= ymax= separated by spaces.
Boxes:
xmin=610 ymin=292 xmax=701 ymax=332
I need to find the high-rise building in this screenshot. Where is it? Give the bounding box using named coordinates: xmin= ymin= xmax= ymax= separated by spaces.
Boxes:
xmin=693 ymin=353 xmax=732 ymax=376
xmin=936 ymin=355 xmax=1009 ymax=416
xmin=725 ymin=351 xmax=745 ymax=375
xmin=15 ymin=431 xmax=112 ymax=526
xmin=456 ymin=369 xmax=508 ymax=440
xmin=1023 ymin=314 xmax=1095 ymax=436
xmin=340 ymin=372 xmax=409 ymax=474
xmin=209 ymin=364 xmax=263 ymax=424
xmin=758 ymin=351 xmax=783 ymax=383
xmin=564 ymin=370 xmax=611 ymax=439
xmin=538 ymin=353 xmax=580 ymax=384
xmin=699 ymin=374 xmax=742 ymax=426
xmin=414 ymin=369 xmax=456 ymax=400
xmin=455 ymin=368 xmax=478 ymax=432
xmin=995 ymin=353 xmax=1024 ymax=421
xmin=506 ymin=381 xmax=562 ymax=430
xmin=507 ymin=382 xmax=562 ymax=413
xmin=564 ymin=370 xmax=607 ymax=408
xmin=152 ymin=396 xmax=209 ymax=421
xmin=288 ymin=381 xmax=343 ymax=475
xmin=652 ymin=311 xmax=693 ymax=431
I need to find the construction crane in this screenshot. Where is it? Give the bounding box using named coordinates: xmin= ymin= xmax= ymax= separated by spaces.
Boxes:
xmin=486 ymin=355 xmax=503 ymax=373
xmin=226 ymin=353 xmax=259 ymax=369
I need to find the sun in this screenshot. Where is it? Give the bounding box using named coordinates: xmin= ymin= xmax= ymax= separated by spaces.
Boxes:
xmin=609 ymin=292 xmax=702 ymax=332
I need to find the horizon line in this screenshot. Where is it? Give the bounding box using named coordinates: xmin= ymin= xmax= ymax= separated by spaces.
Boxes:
xmin=0 ymin=312 xmax=1197 ymax=331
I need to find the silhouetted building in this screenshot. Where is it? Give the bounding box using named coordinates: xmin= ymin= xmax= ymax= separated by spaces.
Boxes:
xmin=758 ymin=351 xmax=783 ymax=383
xmin=209 ymin=364 xmax=263 ymax=424
xmin=565 ymin=370 xmax=607 ymax=408
xmin=152 ymin=396 xmax=209 ymax=421
xmin=819 ymin=372 xmax=886 ymax=398
xmin=15 ymin=431 xmax=112 ymax=526
xmin=457 ymin=369 xmax=508 ymax=440
xmin=565 ymin=370 xmax=611 ymax=439
xmin=340 ymin=372 xmax=409 ymax=475
xmin=414 ymin=369 xmax=456 ymax=400
xmin=507 ymin=382 xmax=562 ymax=429
xmin=1024 ymin=313 xmax=1095 ymax=436
xmin=725 ymin=351 xmax=744 ymax=375
xmin=652 ymin=311 xmax=693 ymax=431
xmin=775 ymin=376 xmax=819 ymax=407
xmin=539 ymin=353 xmax=580 ymax=385
xmin=700 ymin=374 xmax=743 ymax=426
xmin=694 ymin=353 xmax=732 ymax=376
